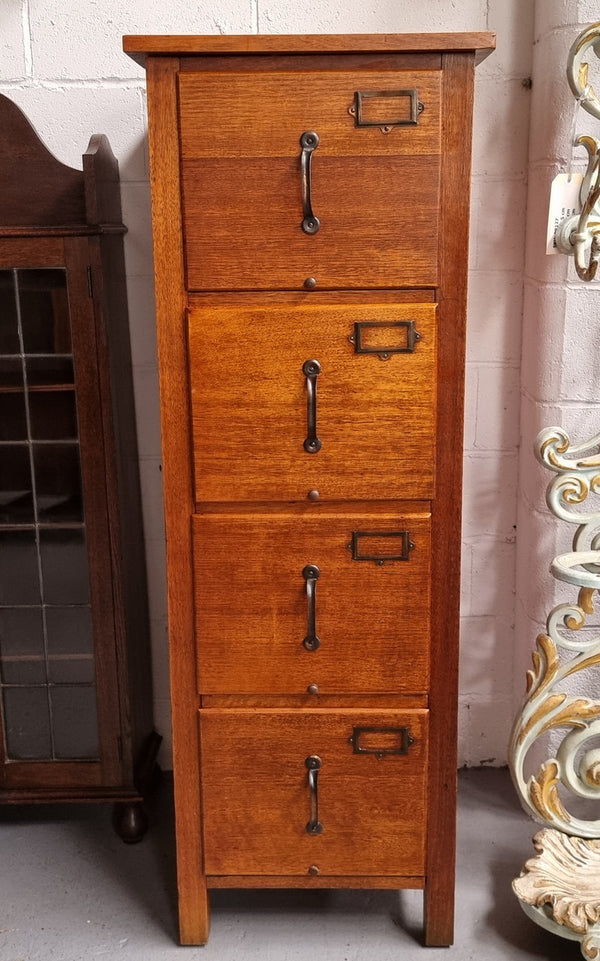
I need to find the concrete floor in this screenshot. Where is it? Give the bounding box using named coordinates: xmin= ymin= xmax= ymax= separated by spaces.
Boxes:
xmin=0 ymin=768 xmax=580 ymax=961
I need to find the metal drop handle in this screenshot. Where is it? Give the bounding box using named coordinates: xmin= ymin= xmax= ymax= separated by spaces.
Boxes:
xmin=302 ymin=565 xmax=320 ymax=651
xmin=303 ymin=359 xmax=322 ymax=453
xmin=300 ymin=131 xmax=320 ymax=235
xmin=305 ymin=755 xmax=323 ymax=834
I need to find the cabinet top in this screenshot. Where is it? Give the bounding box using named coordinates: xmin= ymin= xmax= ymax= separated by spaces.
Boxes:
xmin=123 ymin=32 xmax=496 ymax=66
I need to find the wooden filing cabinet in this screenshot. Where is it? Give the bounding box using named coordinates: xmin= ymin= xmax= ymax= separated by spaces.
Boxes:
xmin=124 ymin=32 xmax=494 ymax=946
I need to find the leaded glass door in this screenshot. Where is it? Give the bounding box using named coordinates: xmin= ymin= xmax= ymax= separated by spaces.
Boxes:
xmin=0 ymin=241 xmax=122 ymax=792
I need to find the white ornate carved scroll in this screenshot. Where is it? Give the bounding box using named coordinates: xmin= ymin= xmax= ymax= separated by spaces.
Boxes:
xmin=510 ymin=427 xmax=600 ymax=836
xmin=511 ymin=23 xmax=600 ymax=956
xmin=567 ymin=24 xmax=600 ymax=121
xmin=510 ymin=427 xmax=600 ymax=958
xmin=555 ymin=135 xmax=600 ymax=281
xmin=513 ymin=829 xmax=600 ymax=960
xmin=554 ymin=22 xmax=600 ymax=281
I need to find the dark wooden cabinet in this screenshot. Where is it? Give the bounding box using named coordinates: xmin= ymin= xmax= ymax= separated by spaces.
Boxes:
xmin=0 ymin=94 xmax=158 ymax=840
xmin=124 ymin=31 xmax=494 ymax=941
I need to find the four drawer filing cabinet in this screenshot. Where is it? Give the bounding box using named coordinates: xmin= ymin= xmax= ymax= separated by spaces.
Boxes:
xmin=124 ymin=31 xmax=495 ymax=946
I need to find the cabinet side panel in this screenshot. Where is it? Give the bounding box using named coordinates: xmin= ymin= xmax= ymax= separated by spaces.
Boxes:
xmin=83 ymin=134 xmax=153 ymax=766
xmin=145 ymin=56 xmax=209 ymax=945
xmin=64 ymin=236 xmax=123 ymax=785
xmin=88 ymin=229 xmax=154 ymax=775
xmin=425 ymin=51 xmax=475 ymax=947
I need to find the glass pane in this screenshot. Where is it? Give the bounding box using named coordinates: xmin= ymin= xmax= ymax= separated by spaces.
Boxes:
xmin=0 ymin=358 xmax=26 ymax=440
xmin=47 ymin=607 xmax=95 ymax=683
xmin=1 ymin=657 xmax=47 ymax=685
xmin=0 ymin=394 xmax=27 ymax=441
xmin=0 ymin=356 xmax=24 ymax=387
xmin=0 ymin=270 xmax=19 ymax=354
xmin=0 ymin=268 xmax=102 ymax=768
xmin=47 ymin=656 xmax=95 ymax=684
xmin=0 ymin=444 xmax=34 ymax=523
xmin=17 ymin=270 xmax=71 ymax=355
xmin=46 ymin=606 xmax=93 ymax=656
xmin=39 ymin=529 xmax=90 ymax=605
xmin=33 ymin=443 xmax=83 ymax=523
xmin=0 ymin=607 xmax=44 ymax=657
xmin=50 ymin=686 xmax=99 ymax=758
xmin=0 ymin=608 xmax=46 ymax=684
xmin=26 ymin=356 xmax=74 ymax=388
xmin=2 ymin=686 xmax=52 ymax=759
xmin=0 ymin=530 xmax=40 ymax=604
xmin=29 ymin=390 xmax=78 ymax=441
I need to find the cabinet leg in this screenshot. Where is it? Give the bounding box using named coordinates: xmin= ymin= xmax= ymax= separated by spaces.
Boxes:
xmin=134 ymin=729 xmax=163 ymax=794
xmin=423 ymin=881 xmax=454 ymax=947
xmin=179 ymin=878 xmax=210 ymax=945
xmin=112 ymin=800 xmax=149 ymax=844
xmin=112 ymin=731 xmax=163 ymax=843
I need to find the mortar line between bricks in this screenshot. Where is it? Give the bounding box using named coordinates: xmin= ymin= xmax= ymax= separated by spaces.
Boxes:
xmin=22 ymin=0 xmax=33 ymax=77
xmin=0 ymin=78 xmax=148 ymax=90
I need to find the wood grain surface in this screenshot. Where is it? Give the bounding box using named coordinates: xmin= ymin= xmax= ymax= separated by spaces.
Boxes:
xmin=200 ymin=708 xmax=428 ymax=877
xmin=145 ymin=56 xmax=210 ymax=944
xmin=188 ymin=302 xmax=437 ymax=502
xmin=179 ymin=69 xmax=440 ymax=290
xmin=123 ymin=32 xmax=496 ymax=64
xmin=193 ymin=509 xmax=431 ymax=694
xmin=127 ymin=32 xmax=495 ymax=947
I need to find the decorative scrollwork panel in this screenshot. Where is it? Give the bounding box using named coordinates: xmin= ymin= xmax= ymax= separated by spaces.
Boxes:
xmin=510 ymin=427 xmax=600 ymax=839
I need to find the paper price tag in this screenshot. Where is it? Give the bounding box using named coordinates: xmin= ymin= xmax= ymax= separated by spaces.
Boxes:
xmin=547 ymin=172 xmax=583 ymax=254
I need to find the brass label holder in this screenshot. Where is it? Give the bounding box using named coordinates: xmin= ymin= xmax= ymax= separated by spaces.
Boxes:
xmin=350 ymin=530 xmax=414 ymax=565
xmin=350 ymin=726 xmax=415 ymax=759
xmin=349 ymin=89 xmax=425 ymax=133
xmin=349 ymin=319 xmax=422 ymax=360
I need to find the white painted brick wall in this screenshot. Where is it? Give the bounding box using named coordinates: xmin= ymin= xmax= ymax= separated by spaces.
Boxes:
xmin=0 ymin=6 xmax=27 ymax=80
xmin=1 ymin=0 xmax=534 ymax=768
xmin=515 ymin=0 xmax=600 ymax=777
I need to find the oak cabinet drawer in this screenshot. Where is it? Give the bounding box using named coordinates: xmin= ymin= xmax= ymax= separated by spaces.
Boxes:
xmin=178 ymin=69 xmax=441 ymax=290
xmin=188 ymin=302 xmax=436 ymax=503
xmin=200 ymin=708 xmax=428 ymax=877
xmin=193 ymin=510 xmax=430 ymax=694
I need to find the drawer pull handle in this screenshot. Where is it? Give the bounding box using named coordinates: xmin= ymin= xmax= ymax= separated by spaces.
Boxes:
xmin=300 ymin=131 xmax=320 ymax=235
xmin=302 ymin=564 xmax=321 ymax=651
xmin=303 ymin=359 xmax=322 ymax=453
xmin=305 ymin=755 xmax=323 ymax=834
